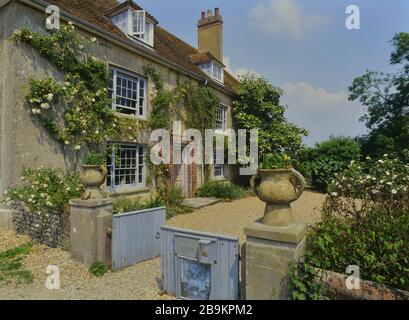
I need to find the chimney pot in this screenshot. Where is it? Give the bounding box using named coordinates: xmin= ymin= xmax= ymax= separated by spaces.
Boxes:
xmin=215 ymin=8 xmax=220 ymax=16
xmin=201 ymin=11 xmax=206 ymax=19
xmin=207 ymin=10 xmax=212 ymax=17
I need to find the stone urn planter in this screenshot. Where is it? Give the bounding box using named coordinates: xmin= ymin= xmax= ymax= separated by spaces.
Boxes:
xmin=80 ymin=165 xmax=107 ymax=200
xmin=250 ymin=169 xmax=306 ymax=227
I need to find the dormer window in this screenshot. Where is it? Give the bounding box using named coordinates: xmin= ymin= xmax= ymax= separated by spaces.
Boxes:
xmin=129 ymin=10 xmax=155 ymax=46
xmin=199 ymin=60 xmax=224 ymax=83
xmin=107 ymin=3 xmax=157 ymax=48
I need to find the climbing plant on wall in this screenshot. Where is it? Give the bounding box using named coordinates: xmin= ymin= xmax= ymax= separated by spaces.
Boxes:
xmin=143 ymin=66 xmax=220 ymax=191
xmin=13 ymin=23 xmax=146 ymax=155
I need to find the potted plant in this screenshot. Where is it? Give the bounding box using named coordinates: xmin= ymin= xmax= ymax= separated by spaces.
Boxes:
xmin=251 ymin=153 xmax=306 ymax=227
xmin=80 ymin=152 xmax=107 ymax=200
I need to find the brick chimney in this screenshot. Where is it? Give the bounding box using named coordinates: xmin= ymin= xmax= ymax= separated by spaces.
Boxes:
xmin=198 ymin=8 xmax=223 ymax=62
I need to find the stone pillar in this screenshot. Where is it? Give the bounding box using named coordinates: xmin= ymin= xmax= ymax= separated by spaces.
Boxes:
xmin=69 ymin=198 xmax=114 ymax=267
xmin=0 ymin=206 xmax=13 ymax=230
xmin=244 ymin=220 xmax=307 ymax=300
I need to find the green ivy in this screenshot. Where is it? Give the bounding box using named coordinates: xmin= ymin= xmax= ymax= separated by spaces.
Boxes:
xmin=13 ymin=24 xmax=146 ymax=153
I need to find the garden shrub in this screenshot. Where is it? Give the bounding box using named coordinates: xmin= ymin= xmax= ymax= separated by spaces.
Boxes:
xmin=2 ymin=167 xmax=83 ymax=247
xmin=196 ymin=181 xmax=247 ymax=201
xmin=113 ymin=188 xmax=191 ymax=219
xmin=295 ymin=137 xmax=361 ymax=192
xmin=290 ymin=154 xmax=409 ymax=298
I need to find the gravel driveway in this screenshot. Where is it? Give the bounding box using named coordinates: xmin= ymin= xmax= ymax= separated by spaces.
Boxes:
xmin=0 ymin=191 xmax=325 ymax=300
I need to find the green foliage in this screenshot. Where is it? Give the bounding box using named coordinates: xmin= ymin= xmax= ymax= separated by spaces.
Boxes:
xmin=13 ymin=24 xmax=145 ymax=153
xmin=3 ymin=167 xmax=83 ymax=216
xmin=291 ymin=155 xmax=409 ymax=296
xmin=259 ymin=153 xmax=292 ymax=169
xmin=288 ymin=254 xmax=325 ymax=300
xmin=89 ymin=261 xmax=108 ymax=277
xmin=174 ymin=82 xmax=218 ymax=133
xmin=113 ymin=197 xmax=164 ymax=215
xmin=233 ymin=74 xmax=308 ymax=163
xmin=113 ymin=189 xmax=191 ymax=219
xmin=0 ymin=244 xmax=34 ymax=285
xmin=295 ymin=137 xmax=361 ymax=192
xmin=349 ymin=32 xmax=409 ymax=159
xmin=196 ymin=181 xmax=247 ymax=201
xmin=83 ymin=152 xmax=105 ymax=166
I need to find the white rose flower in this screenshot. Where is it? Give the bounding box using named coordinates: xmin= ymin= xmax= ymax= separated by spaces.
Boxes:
xmin=331 ymin=192 xmax=338 ymax=197
xmin=40 ymin=103 xmax=50 ymax=110
xmin=47 ymin=93 xmax=54 ymax=101
xmin=74 ymin=145 xmax=81 ymax=151
xmin=392 ymin=189 xmax=398 ymax=194
xmin=91 ymin=37 xmax=97 ymax=42
xmin=64 ymin=141 xmax=70 ymax=145
xmin=3 ymin=191 xmax=8 ymax=195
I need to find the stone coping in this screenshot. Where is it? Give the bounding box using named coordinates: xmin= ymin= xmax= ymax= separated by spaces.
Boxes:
xmin=317 ymin=269 xmax=409 ymax=300
xmin=69 ymin=198 xmax=115 ymax=208
xmin=244 ymin=220 xmax=307 ymax=244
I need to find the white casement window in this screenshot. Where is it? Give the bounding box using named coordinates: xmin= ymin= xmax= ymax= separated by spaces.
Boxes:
xmin=212 ymin=63 xmax=223 ymax=82
xmin=213 ymin=149 xmax=226 ymax=178
xmin=129 ymin=10 xmax=154 ymax=46
xmin=215 ymin=105 xmax=227 ymax=131
xmin=199 ymin=61 xmax=224 ymax=83
xmin=132 ymin=10 xmax=145 ymax=36
xmin=108 ymin=68 xmax=147 ymax=118
xmin=107 ymin=144 xmax=146 ymax=190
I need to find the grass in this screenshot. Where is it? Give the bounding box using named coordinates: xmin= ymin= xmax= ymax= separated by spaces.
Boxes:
xmin=0 ymin=244 xmax=34 ymax=285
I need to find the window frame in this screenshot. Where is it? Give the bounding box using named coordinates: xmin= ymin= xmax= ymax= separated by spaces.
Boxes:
xmin=106 ymin=143 xmax=147 ymax=191
xmin=108 ymin=67 xmax=147 ymax=119
xmin=128 ymin=10 xmax=154 ymax=47
xmin=213 ymin=149 xmax=227 ymax=179
xmin=199 ymin=60 xmax=224 ymax=83
xmin=215 ymin=104 xmax=228 ymax=132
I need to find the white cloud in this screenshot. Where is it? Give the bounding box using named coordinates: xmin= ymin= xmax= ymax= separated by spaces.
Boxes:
xmin=224 ymin=57 xmax=262 ymax=79
xmin=249 ymin=0 xmax=329 ymax=37
xmin=281 ymin=82 xmax=366 ymax=146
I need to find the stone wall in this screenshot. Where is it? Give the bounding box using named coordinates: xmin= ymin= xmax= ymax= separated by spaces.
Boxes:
xmin=12 ymin=202 xmax=67 ymax=248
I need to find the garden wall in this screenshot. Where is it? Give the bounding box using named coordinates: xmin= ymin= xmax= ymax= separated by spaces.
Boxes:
xmin=12 ymin=202 xmax=68 ymax=248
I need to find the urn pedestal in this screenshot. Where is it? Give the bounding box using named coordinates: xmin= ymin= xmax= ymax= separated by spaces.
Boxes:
xmin=244 ymin=169 xmax=308 ymax=300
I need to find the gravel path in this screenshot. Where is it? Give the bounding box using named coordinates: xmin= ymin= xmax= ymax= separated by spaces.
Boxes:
xmin=0 ymin=191 xmax=325 ymax=300
xmin=168 ymin=191 xmax=325 ymax=244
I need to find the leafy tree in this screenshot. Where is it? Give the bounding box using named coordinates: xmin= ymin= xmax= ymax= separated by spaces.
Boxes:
xmin=295 ymin=136 xmax=361 ymax=192
xmin=233 ymin=74 xmax=308 ymax=163
xmin=349 ymin=33 xmax=409 ymax=158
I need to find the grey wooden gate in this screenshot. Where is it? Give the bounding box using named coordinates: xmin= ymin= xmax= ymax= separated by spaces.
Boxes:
xmin=161 ymin=226 xmax=240 ymax=300
xmin=112 ymin=207 xmax=166 ymax=270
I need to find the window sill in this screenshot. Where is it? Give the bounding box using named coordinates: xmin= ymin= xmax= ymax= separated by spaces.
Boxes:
xmin=113 ymin=112 xmax=147 ymax=122
xmin=108 ymin=186 xmax=150 ymax=197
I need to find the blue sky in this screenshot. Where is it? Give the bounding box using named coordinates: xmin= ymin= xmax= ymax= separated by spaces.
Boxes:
xmin=135 ymin=0 xmax=409 ymax=146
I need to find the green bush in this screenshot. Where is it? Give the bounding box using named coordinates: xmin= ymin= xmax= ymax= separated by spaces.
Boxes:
xmin=83 ymin=152 xmax=105 ymax=166
xmin=290 ymin=154 xmax=409 ymax=298
xmin=196 ymin=181 xmax=247 ymax=200
xmin=113 ymin=196 xmax=165 ymax=215
xmin=3 ymin=167 xmax=83 ymax=216
xmin=295 ymin=137 xmax=361 ymax=192
xmin=89 ymin=261 xmax=108 ymax=277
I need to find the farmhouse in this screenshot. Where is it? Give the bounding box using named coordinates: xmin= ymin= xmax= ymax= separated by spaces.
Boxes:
xmin=0 ymin=0 xmax=239 ymax=223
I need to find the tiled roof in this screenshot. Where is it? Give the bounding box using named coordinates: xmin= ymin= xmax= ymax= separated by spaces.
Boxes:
xmin=190 ymin=52 xmax=225 ymax=67
xmin=43 ymin=0 xmax=239 ymax=93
